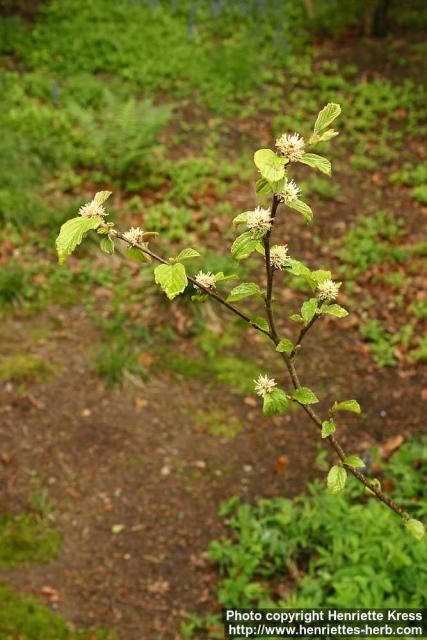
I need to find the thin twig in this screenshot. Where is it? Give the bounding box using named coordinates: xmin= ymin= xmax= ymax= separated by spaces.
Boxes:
xmin=290 ymin=314 xmax=319 ymax=358
xmin=114 ymin=231 xmax=272 ymax=338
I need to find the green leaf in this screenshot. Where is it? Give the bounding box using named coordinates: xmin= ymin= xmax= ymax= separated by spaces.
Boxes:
xmin=125 ymin=246 xmax=151 ymax=263
xmin=111 ymin=523 xmax=125 ymax=534
xmin=215 ymin=272 xmax=239 ymax=282
xmin=191 ymin=293 xmax=208 ymax=302
xmin=227 ymin=282 xmax=262 ymax=302
xmin=301 ymin=298 xmax=318 ymax=324
xmin=100 ymin=236 xmax=115 ymax=255
xmin=321 ymin=420 xmax=336 ymax=438
xmin=327 ymin=465 xmax=347 ymax=495
xmin=285 ymin=258 xmax=312 ymax=279
xmin=366 ymin=478 xmax=382 ymax=496
xmin=263 ymin=388 xmax=289 ymax=416
xmin=276 ymin=338 xmax=294 ymax=353
xmin=93 ymin=190 xmax=112 ymax=206
xmin=154 ymin=263 xmax=187 ymax=300
xmin=233 ymin=212 xmax=250 ymax=227
xmin=321 ymin=303 xmax=348 ymax=318
xmin=314 ymin=103 xmax=341 ymax=134
xmin=299 ymin=153 xmax=332 ymax=176
xmin=255 ymin=178 xmax=272 ymax=196
xmin=292 ymin=387 xmax=319 ymax=405
xmin=310 ymin=269 xmax=331 ymax=285
xmin=287 ymin=198 xmax=313 ymax=223
xmin=309 ymin=129 xmax=339 ymax=144
xmin=56 ymin=215 xmax=102 ymax=264
xmin=405 ymin=518 xmax=425 ymax=541
xmin=344 ymin=455 xmax=365 ymax=468
xmin=289 ymin=314 xmax=304 ymax=323
xmin=175 ymin=248 xmax=200 ymax=261
xmin=253 ymin=317 xmax=269 ymax=332
xmin=332 ymin=399 xmax=361 ymax=414
xmin=254 ymin=149 xmax=287 ymax=182
xmin=231 ymin=232 xmax=260 ymax=261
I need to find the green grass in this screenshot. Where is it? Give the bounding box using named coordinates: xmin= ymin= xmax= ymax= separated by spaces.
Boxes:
xmin=192 ymin=408 xmax=243 ymax=440
xmin=0 ymin=582 xmax=116 ymax=640
xmin=0 ymin=513 xmax=60 ymax=568
xmin=0 ymin=354 xmax=54 ymax=383
xmin=158 ymin=349 xmax=261 ymax=395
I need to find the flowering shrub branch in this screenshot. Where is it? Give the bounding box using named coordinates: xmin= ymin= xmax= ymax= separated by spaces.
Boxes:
xmin=56 ymin=103 xmax=425 ymax=541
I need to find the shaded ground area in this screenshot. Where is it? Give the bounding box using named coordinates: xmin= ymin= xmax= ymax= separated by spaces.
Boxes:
xmin=0 ymin=290 xmax=425 ymax=638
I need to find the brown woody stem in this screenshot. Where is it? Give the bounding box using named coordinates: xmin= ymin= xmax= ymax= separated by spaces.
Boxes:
xmin=115 ymin=219 xmax=406 ymax=520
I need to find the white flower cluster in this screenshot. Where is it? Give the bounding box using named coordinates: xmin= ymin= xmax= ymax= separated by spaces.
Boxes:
xmin=123 ymin=226 xmax=145 ymax=245
xmin=275 ymin=133 xmax=305 ymax=162
xmin=278 ymin=179 xmax=300 ymax=204
xmin=247 ymin=207 xmax=272 ymax=237
xmin=270 ymin=244 xmax=290 ymax=270
xmin=78 ymin=200 xmax=107 ymax=218
xmin=194 ymin=270 xmax=217 ymax=290
xmin=254 ymin=374 xmax=276 ymax=398
xmin=317 ymin=279 xmax=340 ymax=301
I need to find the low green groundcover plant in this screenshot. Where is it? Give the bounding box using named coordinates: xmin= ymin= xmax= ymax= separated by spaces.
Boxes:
xmin=0 ymin=513 xmax=60 ymax=568
xmin=182 ymin=438 xmax=427 ymax=638
xmin=56 ymin=103 xmax=425 ymax=539
xmin=0 ymin=582 xmax=116 ymax=640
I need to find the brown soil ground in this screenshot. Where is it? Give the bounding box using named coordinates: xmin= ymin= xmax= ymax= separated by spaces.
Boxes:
xmin=1 ymin=36 xmax=426 ymax=640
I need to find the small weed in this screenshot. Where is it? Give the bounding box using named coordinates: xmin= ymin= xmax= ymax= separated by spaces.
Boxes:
xmin=0 ymin=264 xmax=26 ymax=304
xmin=360 ymin=319 xmax=415 ymax=367
xmin=93 ymin=345 xmax=140 ymax=385
xmin=409 ymin=335 xmax=427 ymax=363
xmin=145 ymin=202 xmax=201 ymax=242
xmin=337 ymin=210 xmax=406 ymax=277
xmin=300 ymin=176 xmax=340 ymax=201
xmin=30 ymin=489 xmax=55 ymax=520
xmin=350 ymin=155 xmax=379 ymax=171
xmin=383 ymin=271 xmax=411 ymax=289
xmin=411 ymin=185 xmax=427 ymax=206
xmin=390 ymin=161 xmax=427 ymax=187
xmin=410 ymin=299 xmax=427 ymax=320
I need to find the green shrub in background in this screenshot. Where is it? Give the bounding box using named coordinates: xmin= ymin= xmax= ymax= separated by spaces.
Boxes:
xmin=183 ymin=439 xmax=427 ymax=636
xmin=70 ymin=93 xmax=172 ymax=189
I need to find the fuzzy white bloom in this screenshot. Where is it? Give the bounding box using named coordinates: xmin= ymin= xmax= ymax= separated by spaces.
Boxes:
xmin=270 ymin=244 xmax=290 ymax=270
xmin=246 ymin=207 xmax=272 ymax=237
xmin=194 ymin=270 xmax=217 ymax=290
xmin=275 ymin=133 xmax=305 ymax=162
xmin=278 ymin=179 xmax=301 ymax=204
xmin=254 ymin=374 xmax=277 ymax=398
xmin=317 ymin=279 xmax=341 ymax=301
xmin=123 ymin=226 xmax=145 ymax=245
xmin=78 ymin=200 xmax=107 ymax=218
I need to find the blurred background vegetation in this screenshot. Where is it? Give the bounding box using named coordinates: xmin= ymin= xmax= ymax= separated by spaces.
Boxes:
xmin=0 ymin=1 xmax=426 ymax=638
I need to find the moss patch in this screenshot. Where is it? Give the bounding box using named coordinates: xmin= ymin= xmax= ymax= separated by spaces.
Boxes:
xmin=0 ymin=582 xmax=116 ymax=639
xmin=158 ymin=351 xmax=261 ymax=394
xmin=0 ymin=514 xmax=60 ymax=568
xmin=193 ymin=408 xmax=243 ymax=440
xmin=0 ymin=354 xmax=54 ymax=384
